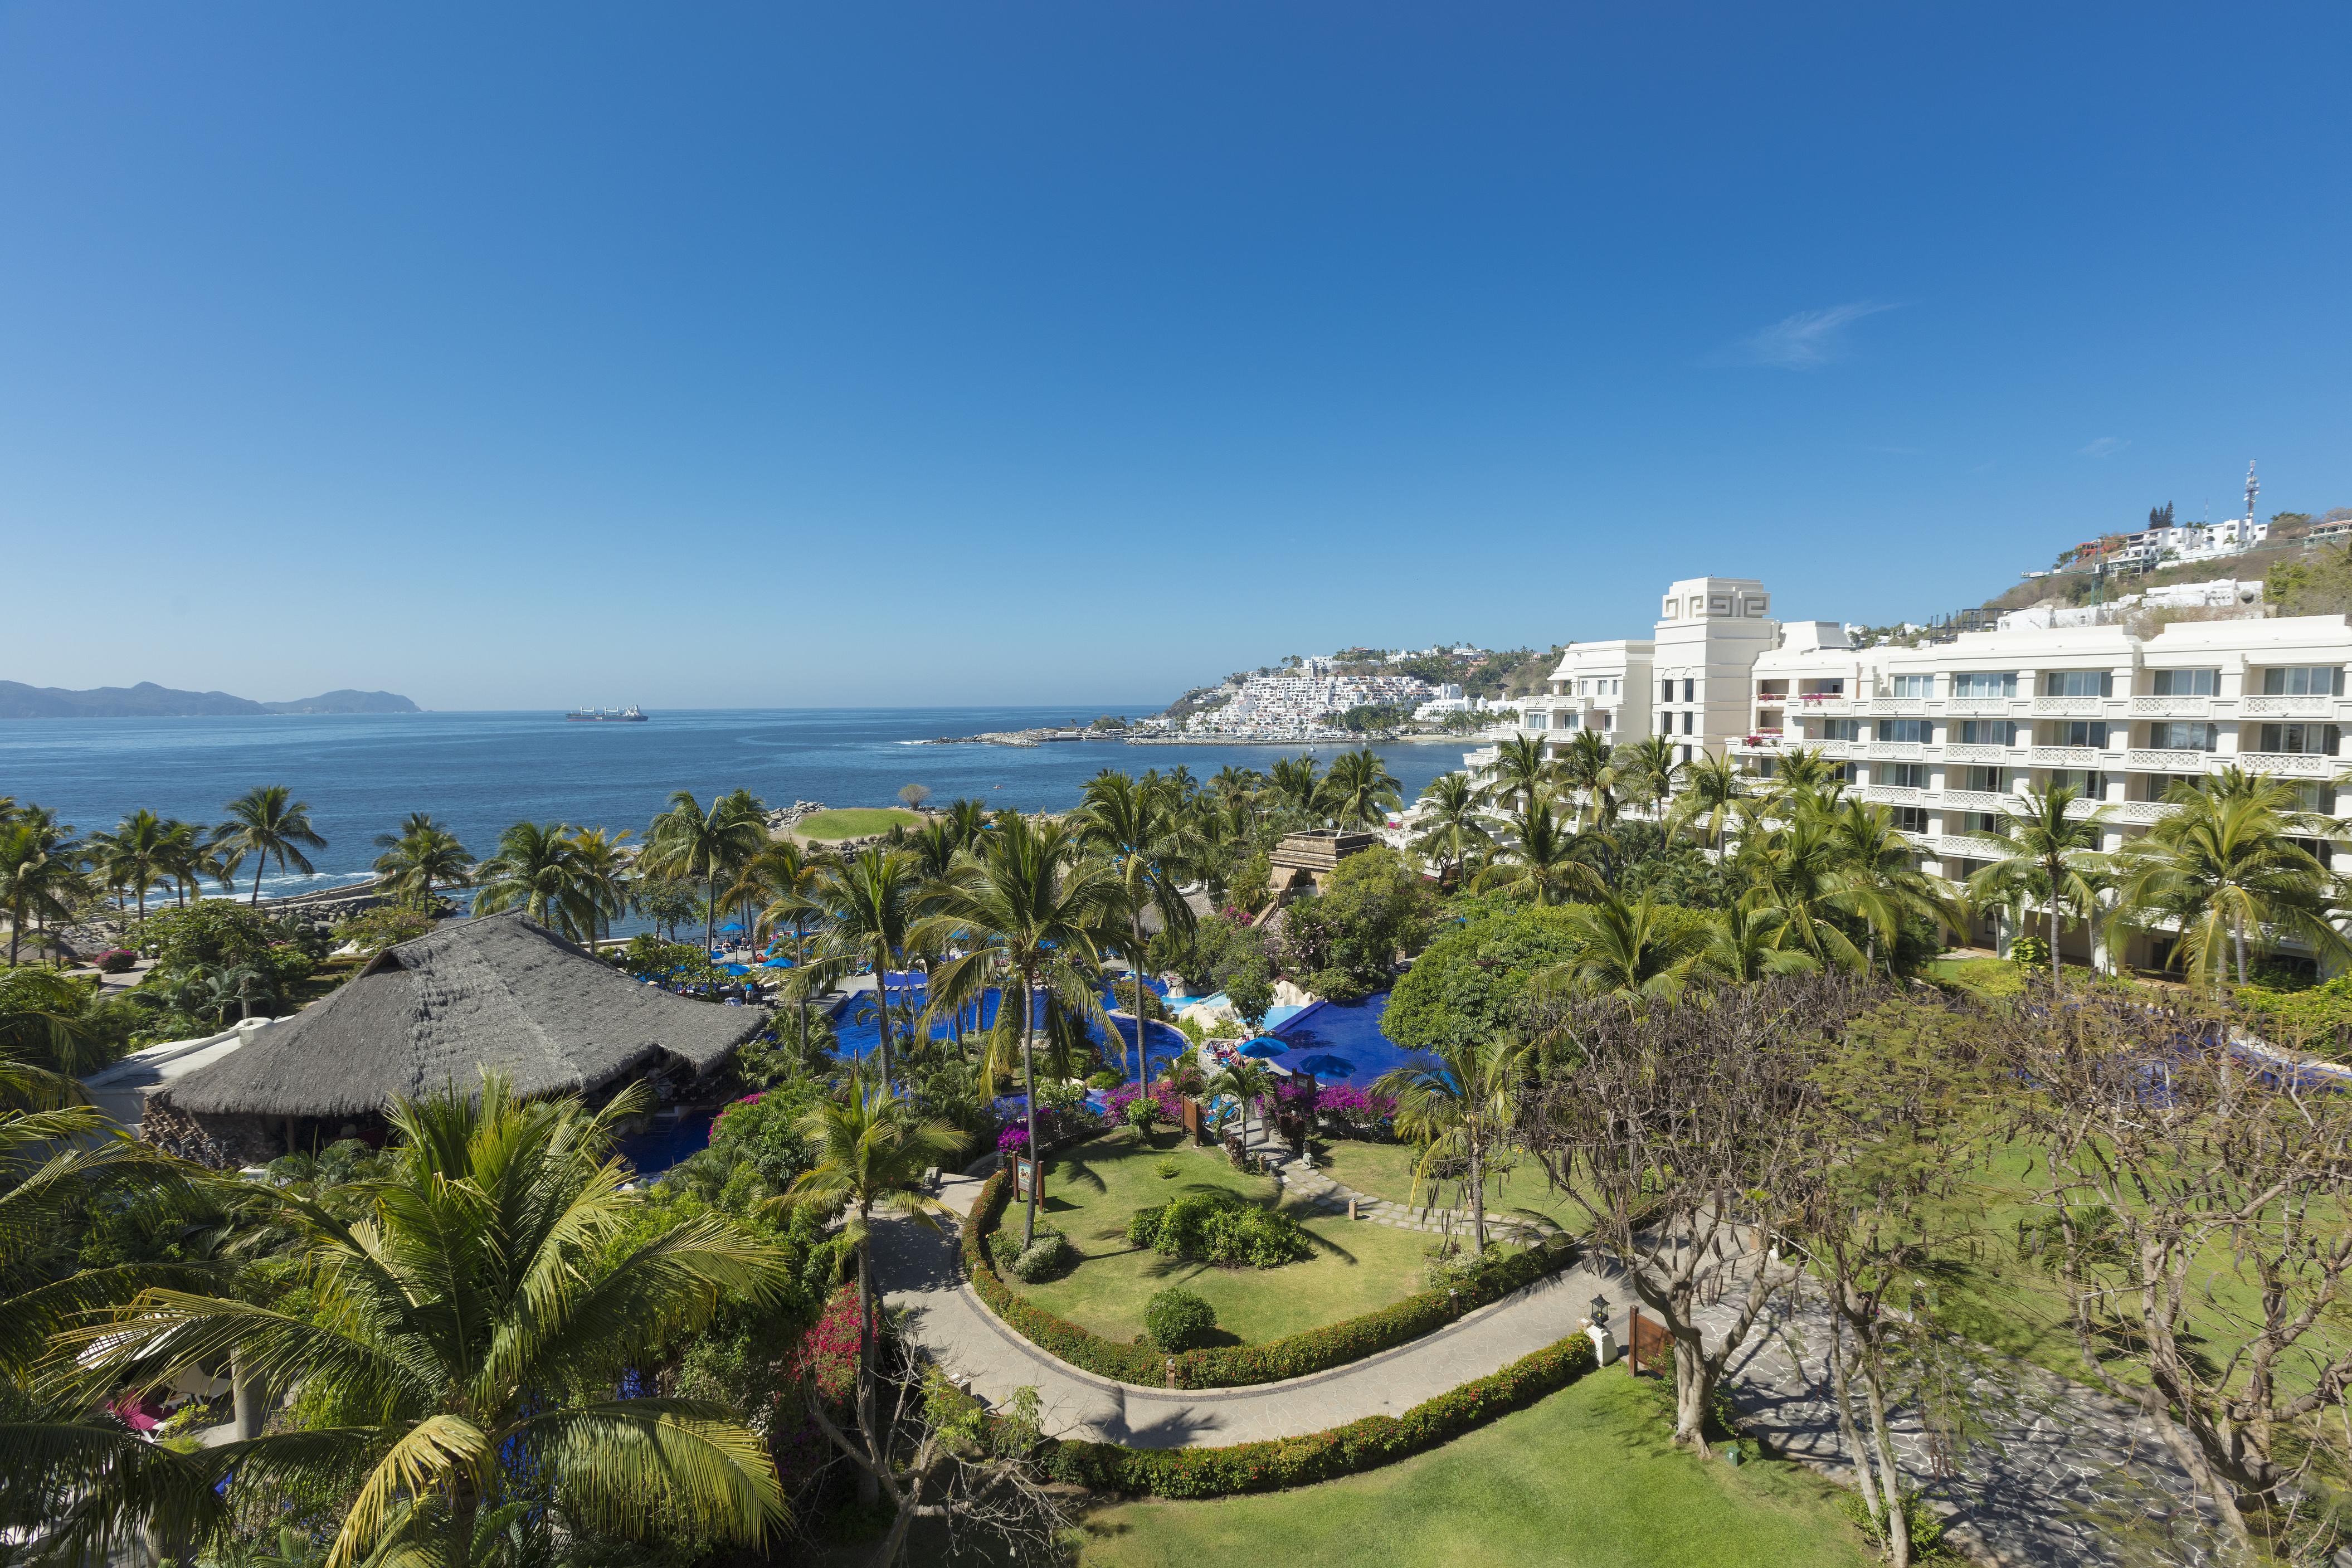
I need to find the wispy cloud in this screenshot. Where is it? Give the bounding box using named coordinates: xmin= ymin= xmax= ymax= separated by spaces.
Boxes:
xmin=2078 ymin=436 xmax=2130 ymax=459
xmin=1718 ymin=301 xmax=1896 ymax=369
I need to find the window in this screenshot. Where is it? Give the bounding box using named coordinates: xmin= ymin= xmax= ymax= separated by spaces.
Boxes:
xmin=1832 ymin=762 xmax=1858 ymax=784
xmin=2261 ymin=666 xmax=2346 ymax=697
xmin=1963 ymin=766 xmax=2005 ymax=792
xmin=2048 ymin=770 xmax=2109 ymax=797
xmin=2139 ymin=772 xmax=2204 ymax=803
xmin=2145 ymin=722 xmax=2217 ymax=751
xmin=2150 ymin=668 xmax=2218 ymax=697
xmin=1890 ymin=806 xmax=1929 ymax=834
xmin=1523 ymin=712 xmax=1547 ymax=731
xmin=1951 ymin=670 xmax=2017 ymax=698
xmin=2257 ymin=723 xmax=2343 ymax=756
xmin=1890 ymin=674 xmax=1933 ymax=698
xmin=1682 ymin=678 xmax=1696 ymax=703
xmin=2048 ymin=720 xmax=2110 ymax=748
xmin=1662 ymin=678 xmax=1674 ymax=703
xmin=1677 ymin=745 xmax=1690 ymax=764
xmin=1823 ymin=718 xmax=1861 ymax=741
xmin=1682 ymin=711 xmax=1695 ymax=735
xmin=2289 ymin=781 xmax=2338 ymax=814
xmin=1957 ymin=719 xmax=2020 ymax=746
xmin=2044 ymin=670 xmax=2114 ymax=698
xmin=1961 ymin=811 xmax=2013 ymax=837
xmin=1877 ymin=719 xmax=1931 ymax=744
xmin=1879 ymin=762 xmax=1929 ymax=789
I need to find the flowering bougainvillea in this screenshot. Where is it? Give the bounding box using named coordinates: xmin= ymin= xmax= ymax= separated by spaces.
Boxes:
xmin=1102 ymin=1081 xmax=1184 ymax=1122
xmin=790 ymin=1283 xmax=863 ymax=1409
xmin=996 ymin=1124 xmax=1031 ymax=1155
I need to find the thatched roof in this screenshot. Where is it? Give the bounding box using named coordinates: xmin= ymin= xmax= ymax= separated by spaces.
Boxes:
xmin=167 ymin=912 xmax=766 ymax=1119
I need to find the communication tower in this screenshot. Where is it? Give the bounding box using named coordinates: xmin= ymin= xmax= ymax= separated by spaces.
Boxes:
xmin=2244 ymin=460 xmax=2260 ymax=524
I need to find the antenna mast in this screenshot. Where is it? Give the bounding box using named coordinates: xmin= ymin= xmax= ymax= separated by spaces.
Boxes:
xmin=2243 ymin=460 xmax=2260 ymax=525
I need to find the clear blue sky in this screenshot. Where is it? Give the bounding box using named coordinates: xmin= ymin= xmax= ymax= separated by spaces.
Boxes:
xmin=5 ymin=4 xmax=2349 ymax=710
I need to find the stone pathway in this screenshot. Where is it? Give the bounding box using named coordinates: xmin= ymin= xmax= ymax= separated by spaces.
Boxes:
xmin=1231 ymin=1126 xmax=1556 ymax=1245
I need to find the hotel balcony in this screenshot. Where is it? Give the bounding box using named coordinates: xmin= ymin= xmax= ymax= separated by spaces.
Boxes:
xmin=2129 ymin=695 xmax=2214 ymax=718
xmin=1866 ymin=740 xmax=1926 ymax=760
xmin=1937 ymin=833 xmax=2015 ymax=861
xmin=1942 ymin=741 xmax=2025 ymax=763
xmin=1868 ymin=698 xmax=1928 ymax=716
xmin=2234 ymin=751 xmax=2347 ymax=779
xmin=1945 ymin=698 xmax=2024 ymax=717
xmin=2030 ymin=696 xmax=2117 ymax=717
xmin=2239 ymin=695 xmax=2340 ymax=718
xmin=2028 ymin=744 xmax=2111 ymax=767
xmin=1939 ymin=788 xmax=2014 ymax=812
xmin=1860 ymin=783 xmax=1924 ymax=804
xmin=2124 ymin=747 xmax=2215 ymax=772
xmin=1791 ymin=692 xmax=1853 ymax=713
xmin=2108 ymin=800 xmax=2180 ymax=825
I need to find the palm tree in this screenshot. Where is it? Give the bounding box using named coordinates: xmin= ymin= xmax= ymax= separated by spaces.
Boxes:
xmin=1733 ymin=805 xmax=1893 ymax=972
xmin=88 ymin=809 xmax=176 ymax=922
xmin=0 ymin=816 xmax=90 ymax=967
xmin=1966 ymin=785 xmax=2112 ymax=988
xmin=1824 ymin=797 xmax=1961 ymax=972
xmin=1319 ymin=748 xmax=1402 ymax=830
xmin=1537 ymin=893 xmax=1707 ymax=1001
xmin=1668 ymin=751 xmax=1745 ymax=854
xmin=742 ymin=842 xmax=826 ymax=1046
xmin=1372 ymin=1034 xmax=1524 ymax=1251
xmin=781 ymin=1084 xmax=963 ymax=1521
xmin=1077 ymin=772 xmax=1197 ymax=1091
xmin=372 ymin=817 xmax=476 ymax=909
xmin=1616 ymin=734 xmax=1683 ymax=820
xmin=1479 ymin=733 xmax=1552 ymax=813
xmin=1268 ymin=756 xmax=1323 ymax=820
xmin=641 ymin=791 xmax=768 ymax=952
xmin=1701 ymin=902 xmax=1819 ymax=982
xmin=792 ymin=849 xmax=929 ymax=1094
xmin=2114 ymin=780 xmax=2349 ymax=990
xmin=1555 ymin=730 xmax=1621 ymax=829
xmin=921 ymin=815 xmax=1124 ymax=1246
xmin=210 ymin=786 xmax=328 ymax=905
xmin=65 ymin=1079 xmax=792 ymax=1568
xmin=1410 ymin=771 xmax=1494 ymax=886
xmin=1204 ymin=1056 xmax=1274 ymax=1153
xmin=469 ymin=821 xmax=588 ymax=934
xmin=563 ymin=827 xmax=633 ymax=952
xmin=1768 ymin=744 xmax=1845 ymax=808
xmin=1474 ymin=793 xmax=1608 ymax=907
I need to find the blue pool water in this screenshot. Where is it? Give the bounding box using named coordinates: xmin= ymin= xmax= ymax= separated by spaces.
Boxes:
xmin=824 ymin=976 xmax=1186 ymax=1080
xmin=1264 ymin=992 xmax=1432 ymax=1088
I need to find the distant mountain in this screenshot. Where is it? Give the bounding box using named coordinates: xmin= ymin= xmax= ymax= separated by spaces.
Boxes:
xmin=0 ymin=681 xmax=420 ymax=719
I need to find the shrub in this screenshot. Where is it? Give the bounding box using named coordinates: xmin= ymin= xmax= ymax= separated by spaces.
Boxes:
xmin=996 ymin=1124 xmax=1031 ymax=1155
xmin=2006 ymin=933 xmax=2050 ymax=969
xmin=1838 ymin=1489 xmax=1950 ymax=1560
xmin=987 ymin=1225 xmax=1025 ymax=1274
xmin=1126 ymin=1191 xmax=1312 ymax=1269
xmin=1124 ymin=1096 xmax=1163 ymax=1132
xmin=1011 ymin=1229 xmax=1069 ymax=1283
xmin=1046 ymin=1331 xmax=1597 ymax=1496
xmin=1317 ymin=1083 xmax=1396 ymax=1137
xmin=334 ymin=907 xmax=436 ymax=957
xmin=1144 ymin=1288 xmax=1218 ymax=1352
xmin=1088 ymin=1069 xmax=1123 ymax=1090
xmin=1153 ymin=1158 xmax=1181 ymax=1180
xmin=93 ymin=948 xmax=137 ymax=974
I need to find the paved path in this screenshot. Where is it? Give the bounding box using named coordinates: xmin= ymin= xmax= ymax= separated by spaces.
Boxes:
xmin=873 ymin=1173 xmax=1616 ymax=1448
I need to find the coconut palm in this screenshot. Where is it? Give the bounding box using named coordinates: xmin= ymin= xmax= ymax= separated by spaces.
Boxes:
xmin=372 ymin=817 xmax=476 ymax=909
xmin=1473 ymin=794 xmax=1608 ymax=907
xmin=1555 ymin=730 xmax=1622 ymax=829
xmin=210 ymin=786 xmax=327 ymax=906
xmin=1319 ymin=748 xmax=1402 ymax=830
xmin=1410 ymin=771 xmax=1494 ymax=886
xmin=1077 ymin=772 xmax=1198 ymax=1090
xmin=791 ymin=849 xmax=929 ymax=1094
xmin=1668 ymin=751 xmax=1746 ymax=853
xmin=781 ymin=1084 xmax=964 ymax=1520
xmin=1767 ymin=744 xmax=1845 ymax=808
xmin=1267 ymin=756 xmax=1323 ymax=820
xmin=1204 ymin=1056 xmax=1275 ymax=1154
xmin=1535 ymin=893 xmax=1707 ymax=1002
xmin=742 ymin=841 xmax=826 ymax=1046
xmin=87 ymin=809 xmax=177 ymax=922
xmin=1372 ymin=1034 xmax=1525 ymax=1251
xmin=641 ymin=791 xmax=768 ymax=952
xmin=920 ymin=815 xmax=1125 ymax=1245
xmin=62 ymin=1079 xmax=791 ymax=1568
xmin=563 ymin=827 xmax=634 ymax=952
xmin=1700 ymin=902 xmax=1820 ymax=983
xmin=1616 ymin=734 xmax=1684 ymax=819
xmin=1479 ymin=733 xmax=1553 ymax=813
xmin=2114 ymin=780 xmax=2349 ymax=991
xmin=1824 ymin=797 xmax=1961 ymax=972
xmin=1966 ymin=785 xmax=2114 ymax=989
xmin=1733 ymin=805 xmax=1894 ymax=972
xmin=0 ymin=816 xmax=90 ymax=967
xmin=469 ymin=821 xmax=588 ymax=934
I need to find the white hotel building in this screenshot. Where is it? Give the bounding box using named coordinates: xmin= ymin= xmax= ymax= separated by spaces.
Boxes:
xmin=1469 ymin=574 xmax=2352 ymax=972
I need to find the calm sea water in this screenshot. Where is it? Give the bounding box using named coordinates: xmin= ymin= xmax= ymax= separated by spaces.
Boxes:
xmin=0 ymin=707 xmax=1468 ymax=902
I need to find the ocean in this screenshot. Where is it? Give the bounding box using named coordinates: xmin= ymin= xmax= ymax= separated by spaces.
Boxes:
xmin=0 ymin=707 xmax=1469 ymax=904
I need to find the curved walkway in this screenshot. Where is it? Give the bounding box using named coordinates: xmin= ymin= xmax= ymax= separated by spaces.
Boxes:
xmin=871 ymin=1173 xmax=1615 ymax=1449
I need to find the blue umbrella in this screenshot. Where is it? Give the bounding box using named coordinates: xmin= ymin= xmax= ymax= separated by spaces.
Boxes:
xmin=1240 ymin=1038 xmax=1287 ymax=1059
xmin=761 ymin=956 xmax=793 ymax=968
xmin=1294 ymin=1053 xmax=1356 ymax=1078
xmin=720 ymin=922 xmax=746 ymax=933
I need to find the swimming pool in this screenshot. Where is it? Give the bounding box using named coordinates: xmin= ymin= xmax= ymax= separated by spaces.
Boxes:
xmin=824 ymin=978 xmax=1187 ymax=1080
xmin=1262 ymin=992 xmax=1434 ymax=1088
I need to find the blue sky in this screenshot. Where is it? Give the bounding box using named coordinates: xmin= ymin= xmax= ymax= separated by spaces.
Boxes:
xmin=4 ymin=3 xmax=2349 ymax=710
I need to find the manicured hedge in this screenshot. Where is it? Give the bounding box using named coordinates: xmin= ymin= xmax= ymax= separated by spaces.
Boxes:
xmin=962 ymin=1168 xmax=1575 ymax=1388
xmin=1046 ymin=1329 xmax=1598 ymax=1497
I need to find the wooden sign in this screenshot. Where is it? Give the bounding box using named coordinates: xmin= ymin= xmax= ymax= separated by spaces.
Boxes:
xmin=1628 ymin=1311 xmax=1673 ymax=1378
xmin=1012 ymin=1156 xmax=1039 ymax=1200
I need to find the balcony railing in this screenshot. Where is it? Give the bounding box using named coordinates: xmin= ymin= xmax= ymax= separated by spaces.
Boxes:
xmin=2124 ymin=747 xmax=2213 ymax=772
xmin=1945 ymin=698 xmax=2021 ymax=717
xmin=2234 ymin=751 xmax=2347 ymax=779
xmin=1942 ymin=742 xmax=2022 ymax=762
xmin=2031 ymin=695 xmax=2115 ymax=715
xmin=2241 ymin=695 xmax=2339 ymax=718
xmin=1861 ymin=784 xmax=1924 ymax=804
xmin=1866 ymin=741 xmax=1926 ymax=760
xmin=1868 ymin=698 xmax=1927 ymax=715
xmin=2129 ymin=695 xmax=2214 ymax=717
xmin=2028 ymin=745 xmax=2111 ymax=766
xmin=1939 ymin=788 xmax=2013 ymax=812
xmin=2109 ymin=800 xmax=2180 ymax=825
xmin=1937 ymin=834 xmax=2015 ymax=861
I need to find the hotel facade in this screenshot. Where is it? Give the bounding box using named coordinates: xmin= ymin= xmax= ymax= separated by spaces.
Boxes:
xmin=1468 ymin=574 xmax=2352 ymax=972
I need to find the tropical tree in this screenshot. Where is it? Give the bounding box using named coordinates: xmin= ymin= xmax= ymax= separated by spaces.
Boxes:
xmin=57 ymin=1079 xmax=791 ymax=1568
xmin=781 ymin=1084 xmax=964 ymax=1518
xmin=1700 ymin=902 xmax=1819 ymax=983
xmin=2115 ymin=778 xmax=2349 ymax=990
xmin=1965 ymin=785 xmax=2113 ymax=987
xmin=1733 ymin=806 xmax=1895 ymax=972
xmin=1204 ymin=1055 xmax=1275 ymax=1153
xmin=0 ymin=816 xmax=90 ymax=967
xmin=1555 ymin=730 xmax=1622 ymax=829
xmin=469 ymin=821 xmax=588 ymax=934
xmin=88 ymin=809 xmax=177 ymax=922
xmin=791 ymin=849 xmax=929 ymax=1094
xmin=371 ymin=815 xmax=475 ymax=909
xmin=921 ymin=815 xmax=1124 ymax=1246
xmin=641 ymin=791 xmax=768 ymax=952
xmin=1824 ymin=797 xmax=1960 ymax=972
xmin=1409 ymin=771 xmax=1494 ymax=886
xmin=1267 ymin=756 xmax=1323 ymax=820
xmin=737 ymin=841 xmax=826 ymax=1042
xmin=1076 ymin=772 xmax=1197 ymax=1090
xmin=1479 ymin=733 xmax=1552 ymax=814
xmin=1536 ymin=893 xmax=1707 ymax=1002
xmin=1319 ymin=748 xmax=1402 ymax=830
xmin=1616 ymin=734 xmax=1683 ymax=819
xmin=1668 ymin=751 xmax=1746 ymax=853
xmin=210 ymin=787 xmax=328 ymax=906
xmin=563 ymin=827 xmax=634 ymax=952
xmin=1767 ymin=745 xmax=1844 ymax=806
xmin=1372 ymin=1034 xmax=1525 ymax=1251
xmin=1473 ymin=794 xmax=1608 ymax=907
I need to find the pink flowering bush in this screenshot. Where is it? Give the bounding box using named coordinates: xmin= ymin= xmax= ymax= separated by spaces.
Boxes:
xmin=1316 ymin=1083 xmax=1396 ymax=1136
xmin=1103 ymin=1081 xmax=1184 ymax=1122
xmin=996 ymin=1124 xmax=1031 ymax=1155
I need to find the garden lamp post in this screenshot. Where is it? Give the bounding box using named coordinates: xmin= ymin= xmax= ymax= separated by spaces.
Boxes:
xmin=1585 ymin=1293 xmax=1618 ymax=1367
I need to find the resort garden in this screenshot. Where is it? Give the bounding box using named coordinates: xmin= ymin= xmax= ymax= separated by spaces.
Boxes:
xmin=7 ymin=746 xmax=2352 ymax=1567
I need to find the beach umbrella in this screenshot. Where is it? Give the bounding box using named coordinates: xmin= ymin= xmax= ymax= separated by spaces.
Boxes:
xmin=761 ymin=956 xmax=793 ymax=968
xmin=720 ymin=922 xmax=746 ymax=933
xmin=1239 ymin=1038 xmax=1287 ymax=1059
xmin=1293 ymin=1053 xmax=1356 ymax=1079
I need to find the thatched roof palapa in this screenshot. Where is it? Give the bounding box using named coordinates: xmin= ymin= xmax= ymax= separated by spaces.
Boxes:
xmin=168 ymin=911 xmax=766 ymax=1119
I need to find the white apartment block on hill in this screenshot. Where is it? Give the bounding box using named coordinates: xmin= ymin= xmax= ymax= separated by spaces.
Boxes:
xmin=1463 ymin=571 xmax=2352 ymax=974
xmin=1185 ymin=669 xmax=1436 ymax=736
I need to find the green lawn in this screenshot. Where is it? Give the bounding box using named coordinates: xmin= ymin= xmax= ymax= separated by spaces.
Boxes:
xmin=792 ymin=807 xmax=919 ymax=840
xmin=1016 ymin=1127 xmax=1442 ymax=1344
xmin=1309 ymin=1136 xmax=1595 ymax=1234
xmin=1078 ymin=1371 xmax=1872 ymax=1568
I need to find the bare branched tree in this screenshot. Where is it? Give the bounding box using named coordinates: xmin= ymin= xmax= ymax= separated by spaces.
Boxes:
xmin=1522 ymin=974 xmax=1897 ymax=1450
xmin=1996 ymin=992 xmax=2352 ymax=1555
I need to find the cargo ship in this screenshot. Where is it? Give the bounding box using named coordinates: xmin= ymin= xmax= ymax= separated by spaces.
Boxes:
xmin=564 ymin=705 xmax=649 ymax=722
